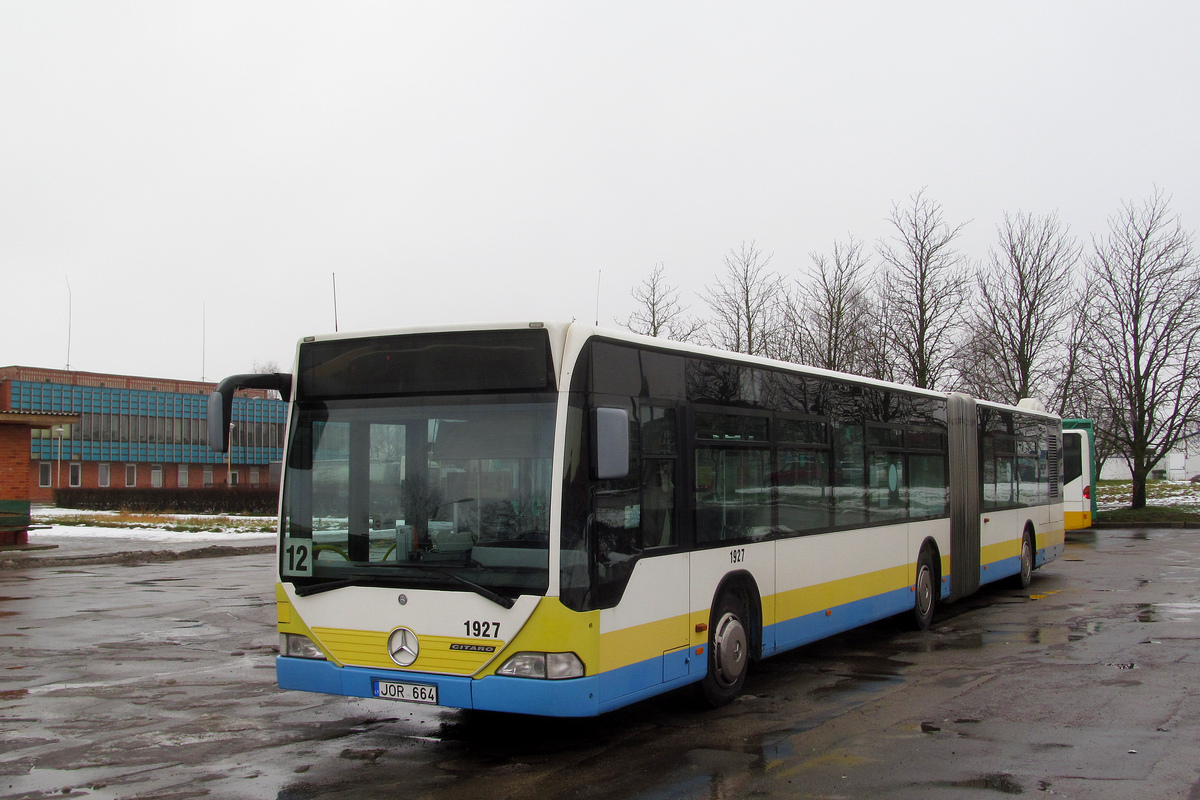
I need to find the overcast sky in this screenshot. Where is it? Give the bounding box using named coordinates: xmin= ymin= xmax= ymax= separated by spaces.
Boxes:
xmin=2 ymin=3 xmax=1197 ymax=383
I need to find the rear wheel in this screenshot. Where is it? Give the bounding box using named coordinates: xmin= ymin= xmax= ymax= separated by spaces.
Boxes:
xmin=913 ymin=548 xmax=937 ymax=630
xmin=699 ymin=591 xmax=750 ymax=707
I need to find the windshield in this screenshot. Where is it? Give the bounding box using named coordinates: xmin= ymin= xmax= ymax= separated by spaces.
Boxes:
xmin=281 ymin=394 xmax=555 ymax=597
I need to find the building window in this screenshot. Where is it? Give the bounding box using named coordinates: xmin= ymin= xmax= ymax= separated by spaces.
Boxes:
xmin=229 ymin=470 xmax=239 ymax=487
xmin=178 ymin=464 xmax=189 ymax=488
xmin=203 ymin=465 xmax=213 ymax=487
xmin=249 ymin=467 xmax=260 ymax=486
xmin=98 ymin=463 xmax=110 ymax=488
xmin=151 ymin=464 xmax=163 ymax=488
xmin=69 ymin=462 xmax=82 ymax=488
xmin=126 ymin=464 xmax=137 ymax=487
xmin=39 ymin=463 xmax=51 ymax=488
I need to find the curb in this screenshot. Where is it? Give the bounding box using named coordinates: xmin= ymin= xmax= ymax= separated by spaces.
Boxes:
xmin=1086 ymin=522 xmax=1200 ymax=530
xmin=0 ymin=544 xmax=275 ymax=570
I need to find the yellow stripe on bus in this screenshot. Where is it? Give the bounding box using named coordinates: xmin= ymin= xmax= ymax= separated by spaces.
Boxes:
xmin=774 ymin=563 xmax=912 ymax=623
xmin=308 ymin=627 xmax=505 ymax=674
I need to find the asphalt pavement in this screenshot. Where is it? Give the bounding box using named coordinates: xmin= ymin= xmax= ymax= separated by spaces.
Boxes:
xmin=3 ymin=526 xmax=1200 ymax=799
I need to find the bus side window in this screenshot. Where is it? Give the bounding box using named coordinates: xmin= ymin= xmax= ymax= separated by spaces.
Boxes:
xmin=694 ymin=446 xmax=772 ymax=543
xmin=641 ymin=458 xmax=675 ymax=548
xmin=640 ymin=406 xmax=678 ymax=550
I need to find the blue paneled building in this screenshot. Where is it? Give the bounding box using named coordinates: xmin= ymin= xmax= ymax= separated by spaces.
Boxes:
xmin=0 ymin=366 xmax=287 ymax=501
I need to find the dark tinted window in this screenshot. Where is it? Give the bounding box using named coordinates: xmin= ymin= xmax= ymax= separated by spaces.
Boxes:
xmin=778 ymin=417 xmax=828 ymax=445
xmin=867 ymin=425 xmax=904 ymax=449
xmin=695 ymin=411 xmax=769 ymax=442
xmin=589 ymin=342 xmax=686 ymax=399
xmin=1063 ymin=432 xmax=1082 ymax=484
xmin=591 ymin=342 xmax=643 ymax=396
xmin=687 ymin=360 xmax=748 ymax=405
xmin=640 ymin=350 xmax=686 ymax=399
xmin=298 ymin=329 xmax=554 ymax=399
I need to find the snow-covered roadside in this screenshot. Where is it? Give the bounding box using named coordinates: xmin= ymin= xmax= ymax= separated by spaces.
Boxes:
xmin=23 ymin=507 xmax=277 ymax=556
xmin=1096 ymin=479 xmax=1200 ymax=510
xmin=33 ymin=524 xmax=276 ymax=544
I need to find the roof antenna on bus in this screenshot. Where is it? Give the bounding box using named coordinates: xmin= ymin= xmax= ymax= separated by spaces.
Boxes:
xmin=332 ymin=272 xmax=339 ymax=332
xmin=595 ymin=269 xmax=601 ymax=326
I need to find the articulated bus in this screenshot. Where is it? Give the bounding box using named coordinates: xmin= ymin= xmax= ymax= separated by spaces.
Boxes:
xmin=208 ymin=322 xmax=1065 ymax=716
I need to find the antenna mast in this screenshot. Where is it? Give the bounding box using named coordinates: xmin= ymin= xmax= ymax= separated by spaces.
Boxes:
xmin=65 ymin=276 xmax=72 ymax=370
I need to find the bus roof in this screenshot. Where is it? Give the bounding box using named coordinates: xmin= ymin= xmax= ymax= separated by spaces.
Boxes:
xmin=293 ymin=321 xmax=1059 ymax=421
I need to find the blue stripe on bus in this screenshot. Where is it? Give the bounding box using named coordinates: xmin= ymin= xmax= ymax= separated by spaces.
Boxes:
xmin=765 ymin=585 xmax=915 ymax=656
xmin=980 ymin=542 xmax=1064 ymax=586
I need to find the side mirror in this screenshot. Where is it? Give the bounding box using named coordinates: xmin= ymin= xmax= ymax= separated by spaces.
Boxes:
xmin=207 ymin=372 xmax=293 ymax=453
xmin=593 ymin=407 xmax=630 ymax=480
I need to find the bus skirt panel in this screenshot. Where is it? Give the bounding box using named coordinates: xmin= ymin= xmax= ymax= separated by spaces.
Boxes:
xmin=278 ymin=656 xmax=619 ymax=716
xmin=766 ymin=584 xmax=915 ymax=655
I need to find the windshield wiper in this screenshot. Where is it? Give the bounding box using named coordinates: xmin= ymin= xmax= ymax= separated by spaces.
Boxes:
xmin=290 ymin=571 xmax=516 ymax=608
xmin=294 ymin=578 xmax=356 ymax=597
xmin=431 ymin=569 xmax=517 ymax=609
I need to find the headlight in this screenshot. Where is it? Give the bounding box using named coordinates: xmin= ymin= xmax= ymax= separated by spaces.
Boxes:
xmin=280 ymin=633 xmax=326 ymax=660
xmin=496 ymin=651 xmax=584 ymax=679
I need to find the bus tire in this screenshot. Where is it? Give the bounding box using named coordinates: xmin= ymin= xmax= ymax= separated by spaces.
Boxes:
xmin=699 ymin=590 xmax=750 ymax=707
xmin=1013 ymin=529 xmax=1034 ymax=589
xmin=913 ymin=547 xmax=937 ymax=631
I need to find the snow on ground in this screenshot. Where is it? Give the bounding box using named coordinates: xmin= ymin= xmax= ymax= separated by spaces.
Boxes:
xmin=1096 ymin=480 xmax=1200 ymax=510
xmin=33 ymin=505 xmax=271 ymax=524
xmin=33 ymin=524 xmax=275 ymax=544
xmin=28 ymin=506 xmax=276 ymax=548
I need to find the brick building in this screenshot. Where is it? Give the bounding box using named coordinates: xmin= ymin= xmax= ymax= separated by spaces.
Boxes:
xmin=0 ymin=366 xmax=287 ymax=503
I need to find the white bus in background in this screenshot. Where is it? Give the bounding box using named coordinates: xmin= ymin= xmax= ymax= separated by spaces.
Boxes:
xmin=209 ymin=322 xmax=1065 ymax=716
xmin=1062 ymin=420 xmax=1096 ymax=530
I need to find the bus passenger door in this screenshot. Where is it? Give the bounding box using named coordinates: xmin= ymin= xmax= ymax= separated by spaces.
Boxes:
xmin=638 ymin=406 xmax=691 ymax=683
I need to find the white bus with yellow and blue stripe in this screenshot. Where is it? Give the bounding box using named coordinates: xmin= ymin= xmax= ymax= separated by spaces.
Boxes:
xmin=209 ymin=322 xmax=1065 ymax=716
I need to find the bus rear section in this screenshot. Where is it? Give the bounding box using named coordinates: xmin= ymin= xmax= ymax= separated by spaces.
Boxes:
xmin=1062 ymin=424 xmax=1095 ymax=530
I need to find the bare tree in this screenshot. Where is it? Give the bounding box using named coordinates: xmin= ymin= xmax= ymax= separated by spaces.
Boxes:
xmin=876 ymin=190 xmax=971 ymax=390
xmin=704 ymin=241 xmax=786 ymax=357
xmin=1047 ymin=288 xmax=1092 ymax=418
xmin=786 ymin=236 xmax=878 ymax=374
xmin=620 ymin=263 xmax=703 ymax=341
xmin=1085 ymin=190 xmax=1200 ymax=508
xmin=956 ymin=211 xmax=1082 ymax=404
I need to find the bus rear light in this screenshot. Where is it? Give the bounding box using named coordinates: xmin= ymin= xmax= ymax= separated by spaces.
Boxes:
xmin=1083 ymin=485 xmax=1091 ymax=500
xmin=280 ymin=633 xmax=326 ymax=660
xmin=496 ymin=652 xmax=584 ymax=680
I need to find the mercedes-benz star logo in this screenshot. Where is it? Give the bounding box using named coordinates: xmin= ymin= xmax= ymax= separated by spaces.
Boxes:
xmin=387 ymin=627 xmax=419 ymax=667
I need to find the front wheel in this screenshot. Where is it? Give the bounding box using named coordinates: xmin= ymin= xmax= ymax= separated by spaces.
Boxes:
xmin=698 ymin=591 xmax=750 ymax=707
xmin=1013 ymin=531 xmax=1034 ymax=589
xmin=913 ymin=549 xmax=937 ymax=631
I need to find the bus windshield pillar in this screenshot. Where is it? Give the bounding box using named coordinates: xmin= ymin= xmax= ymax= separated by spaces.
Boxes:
xmin=348 ymin=422 xmax=371 ymax=562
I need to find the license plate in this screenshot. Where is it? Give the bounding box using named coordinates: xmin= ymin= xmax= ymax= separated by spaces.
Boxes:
xmin=373 ymin=679 xmax=438 ymax=705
